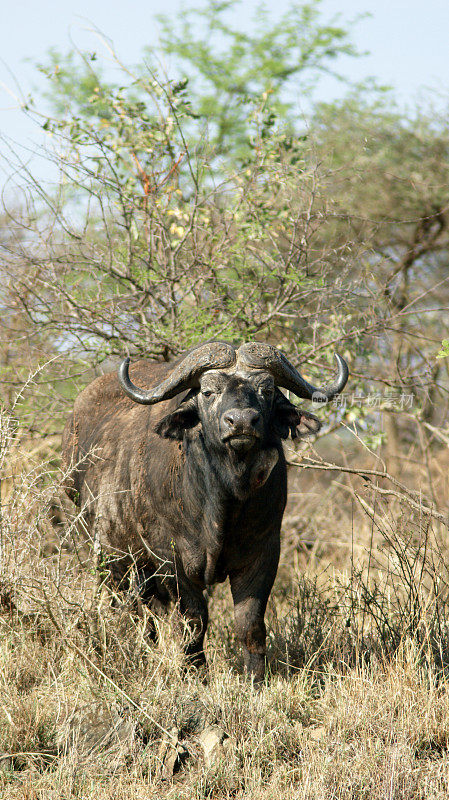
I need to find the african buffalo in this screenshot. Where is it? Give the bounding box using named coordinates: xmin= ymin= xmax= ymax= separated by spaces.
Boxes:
xmin=62 ymin=341 xmax=348 ymax=680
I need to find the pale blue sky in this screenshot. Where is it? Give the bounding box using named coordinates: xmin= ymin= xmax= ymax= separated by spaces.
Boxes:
xmin=1 ymin=0 xmax=448 ymax=183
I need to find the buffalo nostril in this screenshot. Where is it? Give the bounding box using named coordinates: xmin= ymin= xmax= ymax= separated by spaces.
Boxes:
xmin=224 ymin=412 xmax=236 ymax=428
xmin=249 ymin=411 xmax=260 ymax=426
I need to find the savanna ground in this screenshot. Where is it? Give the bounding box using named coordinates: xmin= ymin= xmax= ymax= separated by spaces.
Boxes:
xmin=1 ymin=397 xmax=449 ymax=800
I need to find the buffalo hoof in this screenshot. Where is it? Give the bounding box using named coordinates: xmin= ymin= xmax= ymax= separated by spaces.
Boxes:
xmin=184 ymin=651 xmax=209 ymax=683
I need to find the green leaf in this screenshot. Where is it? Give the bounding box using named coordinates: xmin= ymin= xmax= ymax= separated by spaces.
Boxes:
xmin=437 ymin=339 xmax=449 ymax=359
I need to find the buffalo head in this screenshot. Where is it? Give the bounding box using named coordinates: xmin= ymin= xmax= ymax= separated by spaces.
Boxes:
xmin=118 ymin=340 xmax=348 ymax=461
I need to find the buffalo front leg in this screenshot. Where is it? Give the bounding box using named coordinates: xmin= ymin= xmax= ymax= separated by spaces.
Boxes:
xmin=229 ymin=538 xmax=280 ymax=682
xmin=177 ymin=580 xmax=209 ymax=669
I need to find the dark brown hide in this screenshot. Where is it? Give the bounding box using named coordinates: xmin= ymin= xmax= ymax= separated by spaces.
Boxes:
xmin=62 ymin=353 xmax=325 ymax=680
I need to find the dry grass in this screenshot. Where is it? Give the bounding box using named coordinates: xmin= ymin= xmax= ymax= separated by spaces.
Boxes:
xmin=1 ymin=405 xmax=449 ymax=799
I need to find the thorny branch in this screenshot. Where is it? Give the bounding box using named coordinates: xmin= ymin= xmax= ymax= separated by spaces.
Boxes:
xmin=288 ymin=455 xmax=449 ymax=528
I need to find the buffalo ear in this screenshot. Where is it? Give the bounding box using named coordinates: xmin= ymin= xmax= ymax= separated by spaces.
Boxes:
xmin=272 ymin=389 xmax=322 ymax=440
xmin=154 ymin=399 xmax=199 ymax=440
xmin=293 ymin=409 xmax=322 ymax=438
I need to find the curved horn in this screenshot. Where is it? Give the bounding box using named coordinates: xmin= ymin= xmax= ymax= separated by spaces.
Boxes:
xmin=118 ymin=342 xmax=236 ymax=405
xmin=237 ymin=342 xmax=348 ymax=402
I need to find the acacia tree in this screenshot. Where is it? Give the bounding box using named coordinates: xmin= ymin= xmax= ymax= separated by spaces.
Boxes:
xmin=309 ymin=94 xmax=449 ymax=447
xmin=155 ymin=0 xmax=359 ymax=159
xmin=1 ymin=2 xmax=359 ymax=367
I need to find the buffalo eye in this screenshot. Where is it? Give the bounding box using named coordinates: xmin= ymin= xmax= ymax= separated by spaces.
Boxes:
xmin=201 ymin=389 xmax=215 ymax=398
xmin=257 ymin=384 xmax=274 ymax=398
xmin=257 ymin=386 xmax=274 ymax=400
